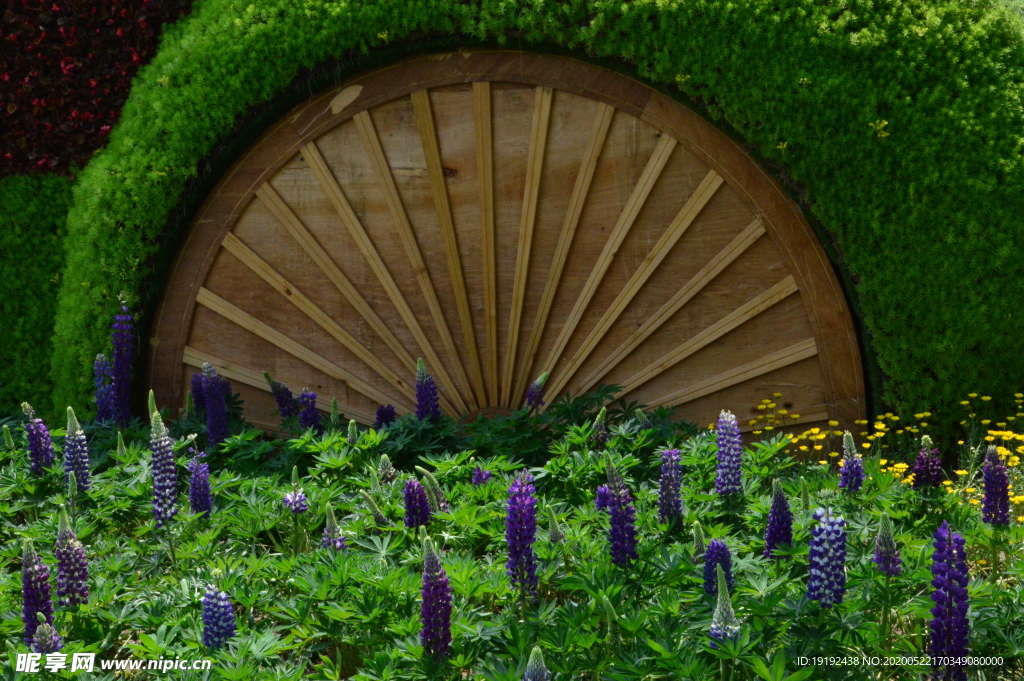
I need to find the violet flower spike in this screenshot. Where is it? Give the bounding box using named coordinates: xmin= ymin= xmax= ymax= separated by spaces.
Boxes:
xmin=298 ymin=388 xmax=322 ymax=434
xmin=929 ymin=520 xmax=969 ymax=681
xmin=191 ymin=371 xmax=207 ymax=414
xmin=263 ymin=372 xmax=299 ymax=418
xmin=201 ymin=588 xmax=236 ymax=652
xmin=703 ymin=538 xmax=734 ymax=598
xmin=807 ymin=507 xmax=847 ymax=608
xmin=873 ymin=512 xmax=901 ymax=577
xmin=64 ymin=407 xmax=91 ymax=493
xmin=374 ymin=404 xmax=396 ymax=429
xmin=404 ymin=479 xmax=431 ymax=528
xmin=55 ymin=506 xmax=89 ymax=608
xmin=21 ymin=403 xmax=55 ymax=475
xmin=982 ymin=445 xmax=1010 ymax=527
xmin=604 ymin=455 xmax=638 ymax=566
xmin=93 ymin=353 xmax=115 ymax=422
xmin=763 ymin=479 xmax=793 ymax=559
xmin=32 ymin=617 xmax=62 ymax=654
xmin=420 ymin=537 xmax=452 ymax=659
xmin=21 ymin=541 xmax=54 ymax=647
xmin=472 ymin=466 xmax=492 ymax=486
xmin=657 ymin=448 xmax=682 ymax=524
xmin=506 ymin=472 xmax=539 ymax=594
xmin=149 ymin=405 xmax=177 ymax=528
xmin=283 ymin=489 xmax=308 ymax=514
xmin=415 ymin=358 xmax=440 ymax=422
xmin=202 ymin=363 xmax=230 ymax=447
xmin=912 ymin=444 xmax=944 ymax=490
xmin=715 ymin=410 xmax=742 ymax=495
xmin=524 ymin=372 xmax=549 ymax=411
xmin=595 ymin=484 xmax=612 ymax=513
xmin=111 ymin=303 xmax=136 ymax=427
xmin=188 ymin=450 xmax=213 ymax=518
xmin=321 ymin=506 xmax=347 ymax=551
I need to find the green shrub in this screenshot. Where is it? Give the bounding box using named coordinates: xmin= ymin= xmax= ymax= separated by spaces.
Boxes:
xmin=50 ymin=0 xmax=1024 ymax=439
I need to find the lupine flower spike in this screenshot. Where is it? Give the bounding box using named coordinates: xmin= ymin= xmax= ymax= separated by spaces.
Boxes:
xmin=93 ymin=353 xmax=115 ymax=422
xmin=3 ymin=424 xmax=14 ymax=451
xmin=346 ymin=419 xmax=359 ymax=445
xmin=415 ymin=359 xmax=441 ymax=422
xmin=873 ymin=512 xmax=901 ymax=576
xmin=188 ymin=450 xmax=213 ymax=518
xmin=263 ymin=372 xmax=299 ymax=418
xmin=404 ymin=479 xmax=431 ymax=528
xmin=190 ymin=372 xmax=206 ymax=414
xmin=321 ymin=506 xmax=347 ymax=551
xmin=377 ymin=454 xmax=397 ymax=484
xmin=709 ymin=564 xmax=741 ymax=649
xmin=547 ymin=506 xmax=564 ymax=544
xmin=283 ymin=466 xmax=308 ymax=514
xmin=111 ymin=302 xmax=135 ymax=427
xmin=715 ymin=410 xmax=742 ymax=495
xmin=359 ymin=490 xmax=392 ymax=530
xmin=838 ymin=431 xmax=864 ymax=492
xmin=21 ymin=403 xmax=55 ymax=475
xmin=657 ymin=448 xmax=682 ymax=524
xmin=595 ymin=484 xmax=611 ymax=513
xmin=929 ymin=521 xmax=969 ymax=681
xmin=589 ymin=407 xmax=610 ymax=447
xmin=374 ymin=404 xmax=397 ymax=429
xmin=703 ymin=538 xmax=734 ymax=597
xmin=807 ymin=507 xmax=847 ymax=608
xmin=149 ymin=402 xmax=177 ymax=528
xmin=764 ymin=479 xmax=793 ymax=559
xmin=506 ymin=472 xmax=539 ymax=595
xmin=912 ymin=437 xmax=944 ymax=490
xmin=21 ymin=540 xmax=54 ymax=647
xmin=524 ymin=372 xmax=549 ymax=411
xmin=64 ymin=407 xmax=91 ymax=493
xmin=416 ymin=466 xmax=450 ymax=513
xmin=472 ymin=466 xmax=492 ymax=486
xmin=55 ymin=505 xmax=89 ymax=607
xmin=604 ymin=454 xmax=638 ymax=565
xmin=693 ymin=520 xmax=706 ymax=560
xmin=32 ymin=613 xmax=62 ymax=654
xmin=982 ymin=445 xmax=1010 ymax=527
xmin=202 ymin=363 xmax=230 ymax=447
xmin=201 ymin=587 xmax=236 ymax=652
xmin=420 ymin=537 xmax=452 ymax=659
xmin=523 ymin=646 xmax=550 ymax=681
xmin=298 ymin=388 xmax=321 ymax=434
xmin=799 ymin=476 xmax=811 ymax=511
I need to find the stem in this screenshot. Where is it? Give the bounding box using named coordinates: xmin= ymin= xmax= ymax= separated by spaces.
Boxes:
xmin=880 ymin=574 xmax=891 ymax=652
xmin=165 ymin=527 xmax=177 ymax=566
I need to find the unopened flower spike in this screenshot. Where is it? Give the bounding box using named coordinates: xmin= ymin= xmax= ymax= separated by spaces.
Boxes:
xmin=547 ymin=506 xmax=564 ymax=544
xmin=321 ymin=505 xmax=347 ymax=551
xmin=377 ymin=454 xmax=397 ymax=484
xmin=3 ymin=424 xmax=13 ymax=451
xmin=709 ymin=563 xmax=741 ymax=648
xmin=873 ymin=512 xmax=901 ymax=576
xmin=692 ymin=519 xmax=706 ymax=559
xmin=524 ymin=372 xmax=549 ymax=411
xmin=116 ymin=431 xmax=126 ymax=459
xmin=346 ymin=419 xmax=358 ymax=444
xmin=523 ymin=646 xmax=550 ymax=681
xmin=416 ymin=466 xmax=449 ymax=513
xmin=359 ymin=490 xmax=392 ymax=528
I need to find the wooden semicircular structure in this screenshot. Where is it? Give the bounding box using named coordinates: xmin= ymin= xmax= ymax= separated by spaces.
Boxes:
xmin=148 ymin=51 xmax=867 ymax=433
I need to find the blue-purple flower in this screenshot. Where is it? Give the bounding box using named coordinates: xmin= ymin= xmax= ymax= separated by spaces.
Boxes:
xmin=32 ymin=619 xmax=62 ymax=654
xmin=657 ymin=448 xmax=682 ymax=524
xmin=595 ymin=484 xmax=611 ymax=513
xmin=764 ymin=479 xmax=793 ymax=559
xmin=93 ymin=353 xmax=115 ymax=422
xmin=64 ymin=407 xmax=90 ymax=493
xmin=21 ymin=541 xmax=54 ymax=647
xmin=589 ymin=408 xmax=610 ymax=448
xmin=149 ymin=406 xmax=177 ymax=528
xmin=21 ymin=403 xmax=54 ymax=475
xmin=55 ymin=506 xmax=88 ymax=608
xmin=202 ymin=588 xmax=236 ymax=652
xmin=709 ymin=564 xmax=740 ymax=649
xmin=191 ymin=371 xmax=207 ymax=414
xmin=715 ymin=410 xmax=742 ymax=495
xmin=111 ymin=303 xmax=136 ymax=427
xmin=838 ymin=432 xmax=864 ymax=492
xmin=873 ymin=512 xmax=901 ymax=577
xmin=472 ymin=467 xmax=492 ymax=486
xmin=982 ymin=445 xmax=1010 ymax=527
xmin=506 ymin=472 xmax=539 ymax=594
xmin=415 ymin=359 xmax=440 ymax=422
xmin=604 ymin=455 xmax=638 ymax=566
xmin=404 ymin=479 xmax=431 ymax=528
xmin=807 ymin=507 xmax=847 ymax=608
xmin=263 ymin=372 xmax=299 ymax=418
xmin=524 ymin=372 xmax=549 ymax=411
xmin=912 ymin=443 xmax=944 ymax=490
xmin=298 ymin=388 xmax=322 ymax=434
xmin=283 ymin=489 xmax=308 ymax=514
xmin=374 ymin=404 xmax=397 ymax=429
xmin=929 ymin=520 xmax=969 ymax=681
xmin=703 ymin=538 xmax=734 ymax=597
xmin=420 ymin=537 xmax=452 ymax=659
xmin=188 ymin=451 xmax=212 ymax=518
xmin=202 ymin=363 xmax=230 ymax=447
xmin=321 ymin=506 xmax=347 ymax=551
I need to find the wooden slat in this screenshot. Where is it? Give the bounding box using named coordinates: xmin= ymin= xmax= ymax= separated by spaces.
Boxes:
xmin=540 ymin=133 xmax=678 ymax=403
xmin=510 ymin=102 xmax=615 ymax=408
xmin=474 ymin=82 xmax=498 ymax=406
xmin=618 ymin=276 xmax=799 ymax=395
xmin=195 ymin=287 xmax=402 ymax=412
xmin=302 ymin=141 xmax=466 ymax=415
xmin=548 ymin=169 xmax=723 ymax=399
xmin=220 ymin=232 xmax=417 ymax=409
xmin=182 ymin=345 xmax=376 ymax=425
xmin=575 ymin=218 xmax=766 ymax=393
xmin=649 ymin=338 xmax=819 ymax=409
xmin=500 ymin=86 xmax=553 ymax=407
xmin=354 ymin=110 xmax=478 ymax=411
xmin=411 ymin=89 xmax=487 ymax=407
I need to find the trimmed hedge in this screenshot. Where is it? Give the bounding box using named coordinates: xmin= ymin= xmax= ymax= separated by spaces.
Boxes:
xmin=51 ymin=0 xmax=1024 ymax=434
xmin=0 ymin=173 xmax=73 ymax=414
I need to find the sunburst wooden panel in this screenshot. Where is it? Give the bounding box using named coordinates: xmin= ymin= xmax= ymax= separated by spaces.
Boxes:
xmin=148 ymin=51 xmax=866 ymax=431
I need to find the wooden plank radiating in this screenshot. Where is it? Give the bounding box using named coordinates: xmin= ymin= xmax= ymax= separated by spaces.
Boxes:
xmin=510 ymin=102 xmax=615 ymax=408
xmin=540 ymin=133 xmax=678 ymax=404
xmin=474 ymin=82 xmax=498 ymax=406
xmin=575 ymin=218 xmax=766 ymax=393
xmin=354 ymin=109 xmax=477 ymax=411
xmin=500 ymin=86 xmax=553 ymax=407
xmin=411 ymin=89 xmax=487 ymax=407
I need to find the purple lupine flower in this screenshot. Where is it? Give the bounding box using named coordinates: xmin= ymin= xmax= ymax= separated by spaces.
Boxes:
xmin=929 ymin=521 xmax=970 ymax=681
xmin=506 ymin=472 xmax=539 ymax=594
xmin=523 ymin=646 xmax=549 ymax=681
xmin=191 ymin=371 xmax=207 ymax=414
xmin=715 ymin=410 xmax=742 ymax=495
xmin=709 ymin=563 xmax=741 ymax=649
xmin=657 ymin=448 xmax=682 ymax=524
xmin=263 ymin=372 xmax=299 ymax=418
xmin=912 ymin=446 xmax=944 ymax=490
xmin=764 ymin=479 xmax=793 ymax=559
xmin=374 ymin=404 xmax=396 ymax=429
xmin=149 ymin=408 xmax=177 ymax=528
xmin=523 ymin=372 xmax=549 ymax=411
xmin=283 ymin=490 xmax=308 ymax=514
xmin=589 ymin=408 xmax=610 ymax=448
xmin=321 ymin=506 xmax=347 ymax=551
xmin=55 ymin=507 xmax=88 ymax=608
xmin=415 ymin=359 xmax=440 ymax=422
xmin=297 ymin=388 xmax=322 ymax=434
xmin=32 ymin=619 xmax=62 ymax=654
xmin=111 ymin=304 xmax=136 ymax=427
xmin=703 ymin=538 xmax=734 ymax=597
xmin=472 ymin=467 xmax=492 ymax=486
xmin=93 ymin=353 xmax=115 ymax=422
xmin=404 ymin=479 xmax=431 ymax=528
xmin=807 ymin=507 xmax=847 ymax=608
xmin=838 ymin=430 xmax=864 ymax=493
xmin=873 ymin=513 xmax=901 ymax=577
xmin=188 ymin=451 xmax=212 ymax=518
xmin=982 ymin=445 xmax=1010 ymax=527
xmin=21 ymin=403 xmax=55 ymax=475
xmin=202 ymin=363 xmax=230 ymax=447
xmin=420 ymin=538 xmax=452 ymax=659
xmin=201 ymin=588 xmax=236 ymax=652
xmin=595 ymin=484 xmax=612 ymax=513
xmin=64 ymin=408 xmax=90 ymax=493
xmin=21 ymin=541 xmax=54 ymax=647
xmin=604 ymin=456 xmax=638 ymax=566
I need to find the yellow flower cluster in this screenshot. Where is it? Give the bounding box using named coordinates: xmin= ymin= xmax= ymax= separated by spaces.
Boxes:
xmin=747 ymin=393 xmax=799 ymax=435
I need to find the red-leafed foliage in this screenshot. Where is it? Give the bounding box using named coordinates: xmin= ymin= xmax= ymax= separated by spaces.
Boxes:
xmin=0 ymin=0 xmax=193 ymax=177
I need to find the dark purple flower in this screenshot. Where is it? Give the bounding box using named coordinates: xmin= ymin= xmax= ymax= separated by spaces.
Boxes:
xmin=715 ymin=410 xmax=742 ymax=495
xmin=709 ymin=564 xmax=740 ymax=649
xmin=873 ymin=513 xmax=901 ymax=577
xmin=374 ymin=404 xmax=396 ymax=429
xmin=764 ymin=479 xmax=793 ymax=559
xmin=297 ymin=388 xmax=322 ymax=434
xmin=807 ymin=507 xmax=847 ymax=608
xmin=111 ymin=304 xmax=136 ymax=427
xmin=63 ymin=408 xmax=90 ymax=493
xmin=202 ymin=588 xmax=236 ymax=652
xmin=589 ymin=408 xmax=610 ymax=448
xmin=982 ymin=445 xmax=1010 ymax=527
xmin=472 ymin=467 xmax=492 ymax=486
xmin=506 ymin=472 xmax=539 ymax=594
xmin=404 ymin=479 xmax=431 ymax=528
xmin=523 ymin=372 xmax=549 ymax=411
xmin=595 ymin=484 xmax=611 ymax=513
xmin=420 ymin=538 xmax=452 ymax=659
xmin=191 ymin=371 xmax=207 ymax=414
xmin=93 ymin=353 xmax=115 ymax=422
xmin=912 ymin=446 xmax=944 ymax=490
xmin=283 ymin=490 xmax=308 ymax=514
xmin=604 ymin=456 xmax=638 ymax=566
xmin=21 ymin=403 xmax=55 ymax=475
xmin=32 ymin=620 xmax=62 ymax=654
xmin=188 ymin=451 xmax=212 ymax=518
xmin=703 ymin=538 xmax=734 ymax=597
xmin=263 ymin=372 xmax=299 ymax=418
xmin=839 ymin=433 xmax=865 ymax=493
xmin=415 ymin=359 xmax=440 ymax=422
xmin=523 ymin=646 xmax=549 ymax=681
xmin=55 ymin=507 xmax=88 ymax=608
xmin=657 ymin=448 xmax=682 ymax=524
xmin=202 ymin=363 xmax=230 ymax=447
xmin=21 ymin=541 xmax=54 ymax=647
xmin=150 ymin=409 xmax=177 ymax=528
xmin=929 ymin=521 xmax=969 ymax=681
xmin=321 ymin=506 xmax=347 ymax=551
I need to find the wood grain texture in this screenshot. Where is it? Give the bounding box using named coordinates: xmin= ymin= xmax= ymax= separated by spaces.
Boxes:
xmin=474 ymin=81 xmax=499 ymax=406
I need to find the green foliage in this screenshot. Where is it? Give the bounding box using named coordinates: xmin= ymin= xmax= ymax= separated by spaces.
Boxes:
xmin=0 ymin=173 xmax=73 ymax=416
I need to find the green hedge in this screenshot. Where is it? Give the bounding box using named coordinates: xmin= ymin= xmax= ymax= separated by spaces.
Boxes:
xmin=51 ymin=0 xmax=1024 ymax=432
xmin=0 ymin=173 xmax=73 ymax=416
